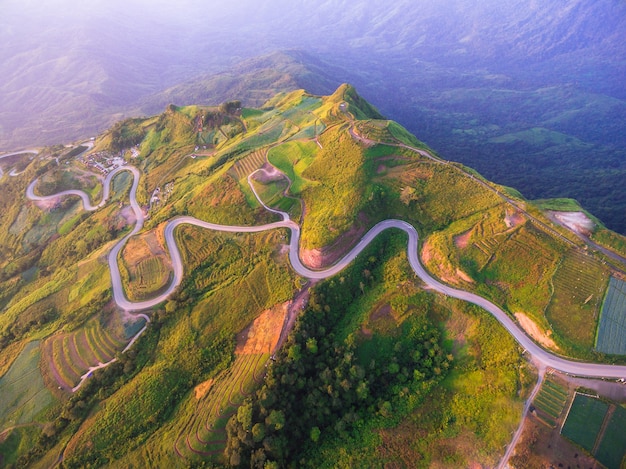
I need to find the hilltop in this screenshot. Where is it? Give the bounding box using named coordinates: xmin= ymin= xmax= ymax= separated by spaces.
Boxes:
xmin=0 ymin=85 xmax=625 ymax=467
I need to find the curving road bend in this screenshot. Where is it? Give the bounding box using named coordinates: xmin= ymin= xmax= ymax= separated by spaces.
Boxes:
xmin=26 ymin=163 xmax=626 ymax=382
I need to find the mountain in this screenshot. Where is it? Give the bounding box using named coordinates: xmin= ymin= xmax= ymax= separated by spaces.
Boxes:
xmin=1 ymin=85 xmax=625 ymax=467
xmin=2 ymin=0 xmax=625 ymax=235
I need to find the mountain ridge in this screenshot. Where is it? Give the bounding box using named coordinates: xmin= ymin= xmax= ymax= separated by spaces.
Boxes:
xmin=1 ymin=84 xmax=626 ymax=468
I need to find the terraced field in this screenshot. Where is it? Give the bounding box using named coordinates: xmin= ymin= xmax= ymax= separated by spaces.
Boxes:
xmin=229 ymin=149 xmax=267 ymax=181
xmin=531 ymin=378 xmax=568 ymax=427
xmin=174 ymin=352 xmax=268 ymax=459
xmin=42 ymin=320 xmax=127 ymax=390
xmin=595 ymin=276 xmax=626 ymax=355
xmin=546 ymin=250 xmax=609 ymax=349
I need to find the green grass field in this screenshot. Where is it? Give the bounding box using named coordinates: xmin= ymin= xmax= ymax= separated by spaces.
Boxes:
xmin=594 ymin=404 xmax=626 ymax=469
xmin=595 ymin=276 xmax=626 ymax=355
xmin=0 ymin=341 xmax=55 ymax=429
xmin=561 ymin=393 xmax=608 ymax=453
xmin=546 ymin=250 xmax=609 ymax=350
xmin=267 ymin=140 xmax=319 ymax=195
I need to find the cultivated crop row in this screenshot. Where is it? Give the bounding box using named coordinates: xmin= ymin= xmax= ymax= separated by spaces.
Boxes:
xmin=174 ymin=352 xmax=268 ymax=460
xmin=230 ymin=150 xmax=267 ymax=181
xmin=43 ymin=321 xmax=125 ymax=389
xmin=595 ymin=276 xmax=626 ymax=355
xmin=561 ymin=393 xmax=626 ymax=468
xmin=532 ymin=379 xmax=568 ymax=427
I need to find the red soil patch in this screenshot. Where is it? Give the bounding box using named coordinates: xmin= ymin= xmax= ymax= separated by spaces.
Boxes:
xmin=236 ymin=303 xmax=288 ymax=355
xmin=454 ymin=229 xmax=472 ymax=249
xmin=194 ymin=379 xmax=214 ymax=400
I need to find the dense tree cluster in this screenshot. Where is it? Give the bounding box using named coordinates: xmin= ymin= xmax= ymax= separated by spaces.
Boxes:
xmin=224 ymin=238 xmax=450 ymax=467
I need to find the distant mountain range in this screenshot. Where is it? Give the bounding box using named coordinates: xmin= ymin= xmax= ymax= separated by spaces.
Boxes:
xmin=1 ymin=0 xmax=625 ymax=233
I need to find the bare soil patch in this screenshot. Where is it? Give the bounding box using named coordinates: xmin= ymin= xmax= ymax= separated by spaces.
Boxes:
xmin=549 ymin=211 xmax=595 ymax=236
xmin=504 ymin=209 xmax=525 ymax=229
xmin=236 ymin=303 xmax=288 ymax=355
xmin=194 ymin=379 xmax=214 ymax=400
xmin=122 ymin=228 xmax=168 ymax=267
xmin=454 ymin=229 xmax=472 ymax=249
xmin=421 ymin=239 xmax=470 ymax=286
xmin=515 ymin=312 xmax=559 ymax=350
xmin=511 ymin=415 xmax=600 ymax=469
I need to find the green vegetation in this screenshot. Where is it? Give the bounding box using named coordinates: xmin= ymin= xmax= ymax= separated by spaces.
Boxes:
xmin=175 ymin=352 xmax=269 ymax=460
xmin=0 ymin=342 xmax=55 ymax=428
xmin=561 ymin=393 xmax=608 ymax=453
xmin=0 ymin=84 xmax=622 ymax=467
xmin=594 ymin=404 xmax=626 ymax=469
xmin=531 ymin=379 xmax=568 ymax=426
xmin=546 ymin=250 xmax=609 ymax=353
xmin=267 ymin=140 xmax=318 ymax=194
xmin=595 ymin=277 xmax=626 ymax=355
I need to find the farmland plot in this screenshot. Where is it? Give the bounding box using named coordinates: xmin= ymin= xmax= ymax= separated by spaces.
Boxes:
xmin=561 ymin=393 xmax=608 ymax=453
xmin=595 ymin=276 xmax=626 ymax=355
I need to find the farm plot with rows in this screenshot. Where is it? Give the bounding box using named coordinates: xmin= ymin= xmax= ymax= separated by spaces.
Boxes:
xmin=546 ymin=249 xmax=609 ymax=349
xmin=594 ymin=404 xmax=626 ymax=469
xmin=595 ymin=276 xmax=626 ymax=355
xmin=41 ymin=320 xmax=127 ymax=390
xmin=174 ymin=352 xmax=268 ymax=460
xmin=531 ymin=379 xmax=568 ymax=427
xmin=561 ymin=393 xmax=608 ymax=453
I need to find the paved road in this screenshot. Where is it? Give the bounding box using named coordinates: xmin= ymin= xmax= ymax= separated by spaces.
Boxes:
xmin=26 ymin=163 xmax=626 ymax=380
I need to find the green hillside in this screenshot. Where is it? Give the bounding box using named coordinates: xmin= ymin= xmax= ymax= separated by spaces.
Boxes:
xmin=1 ymin=84 xmax=625 ymax=468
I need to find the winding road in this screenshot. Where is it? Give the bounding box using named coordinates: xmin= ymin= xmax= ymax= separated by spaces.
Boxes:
xmin=25 ymin=160 xmax=626 ymax=380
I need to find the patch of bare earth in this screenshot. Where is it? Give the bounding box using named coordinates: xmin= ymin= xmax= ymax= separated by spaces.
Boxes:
xmin=511 ymin=415 xmax=600 ymax=469
xmin=549 ymin=211 xmax=595 ymax=236
xmin=236 ymin=303 xmax=288 ymax=355
xmin=454 ymin=229 xmax=472 ymax=249
xmin=300 ymin=213 xmax=369 ymax=269
xmin=194 ymin=379 xmax=214 ymax=400
xmin=504 ymin=209 xmax=525 ymax=229
xmin=421 ymin=239 xmax=472 ymax=286
xmin=515 ymin=313 xmax=558 ymax=350
xmin=122 ymin=227 xmax=169 ymax=267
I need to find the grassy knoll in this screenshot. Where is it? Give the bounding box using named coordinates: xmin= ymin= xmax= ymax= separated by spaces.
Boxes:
xmin=425 ymin=206 xmax=563 ymax=322
xmin=0 ymin=342 xmax=55 ymax=429
xmin=299 ymin=124 xmax=368 ymax=248
xmin=223 ymin=231 xmax=526 ymax=468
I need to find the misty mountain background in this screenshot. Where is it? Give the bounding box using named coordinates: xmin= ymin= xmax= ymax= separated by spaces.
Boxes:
xmin=1 ymin=0 xmax=625 ymax=233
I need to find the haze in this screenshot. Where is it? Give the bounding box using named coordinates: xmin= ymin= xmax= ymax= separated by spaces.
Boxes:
xmin=2 ymin=0 xmax=626 ymax=232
